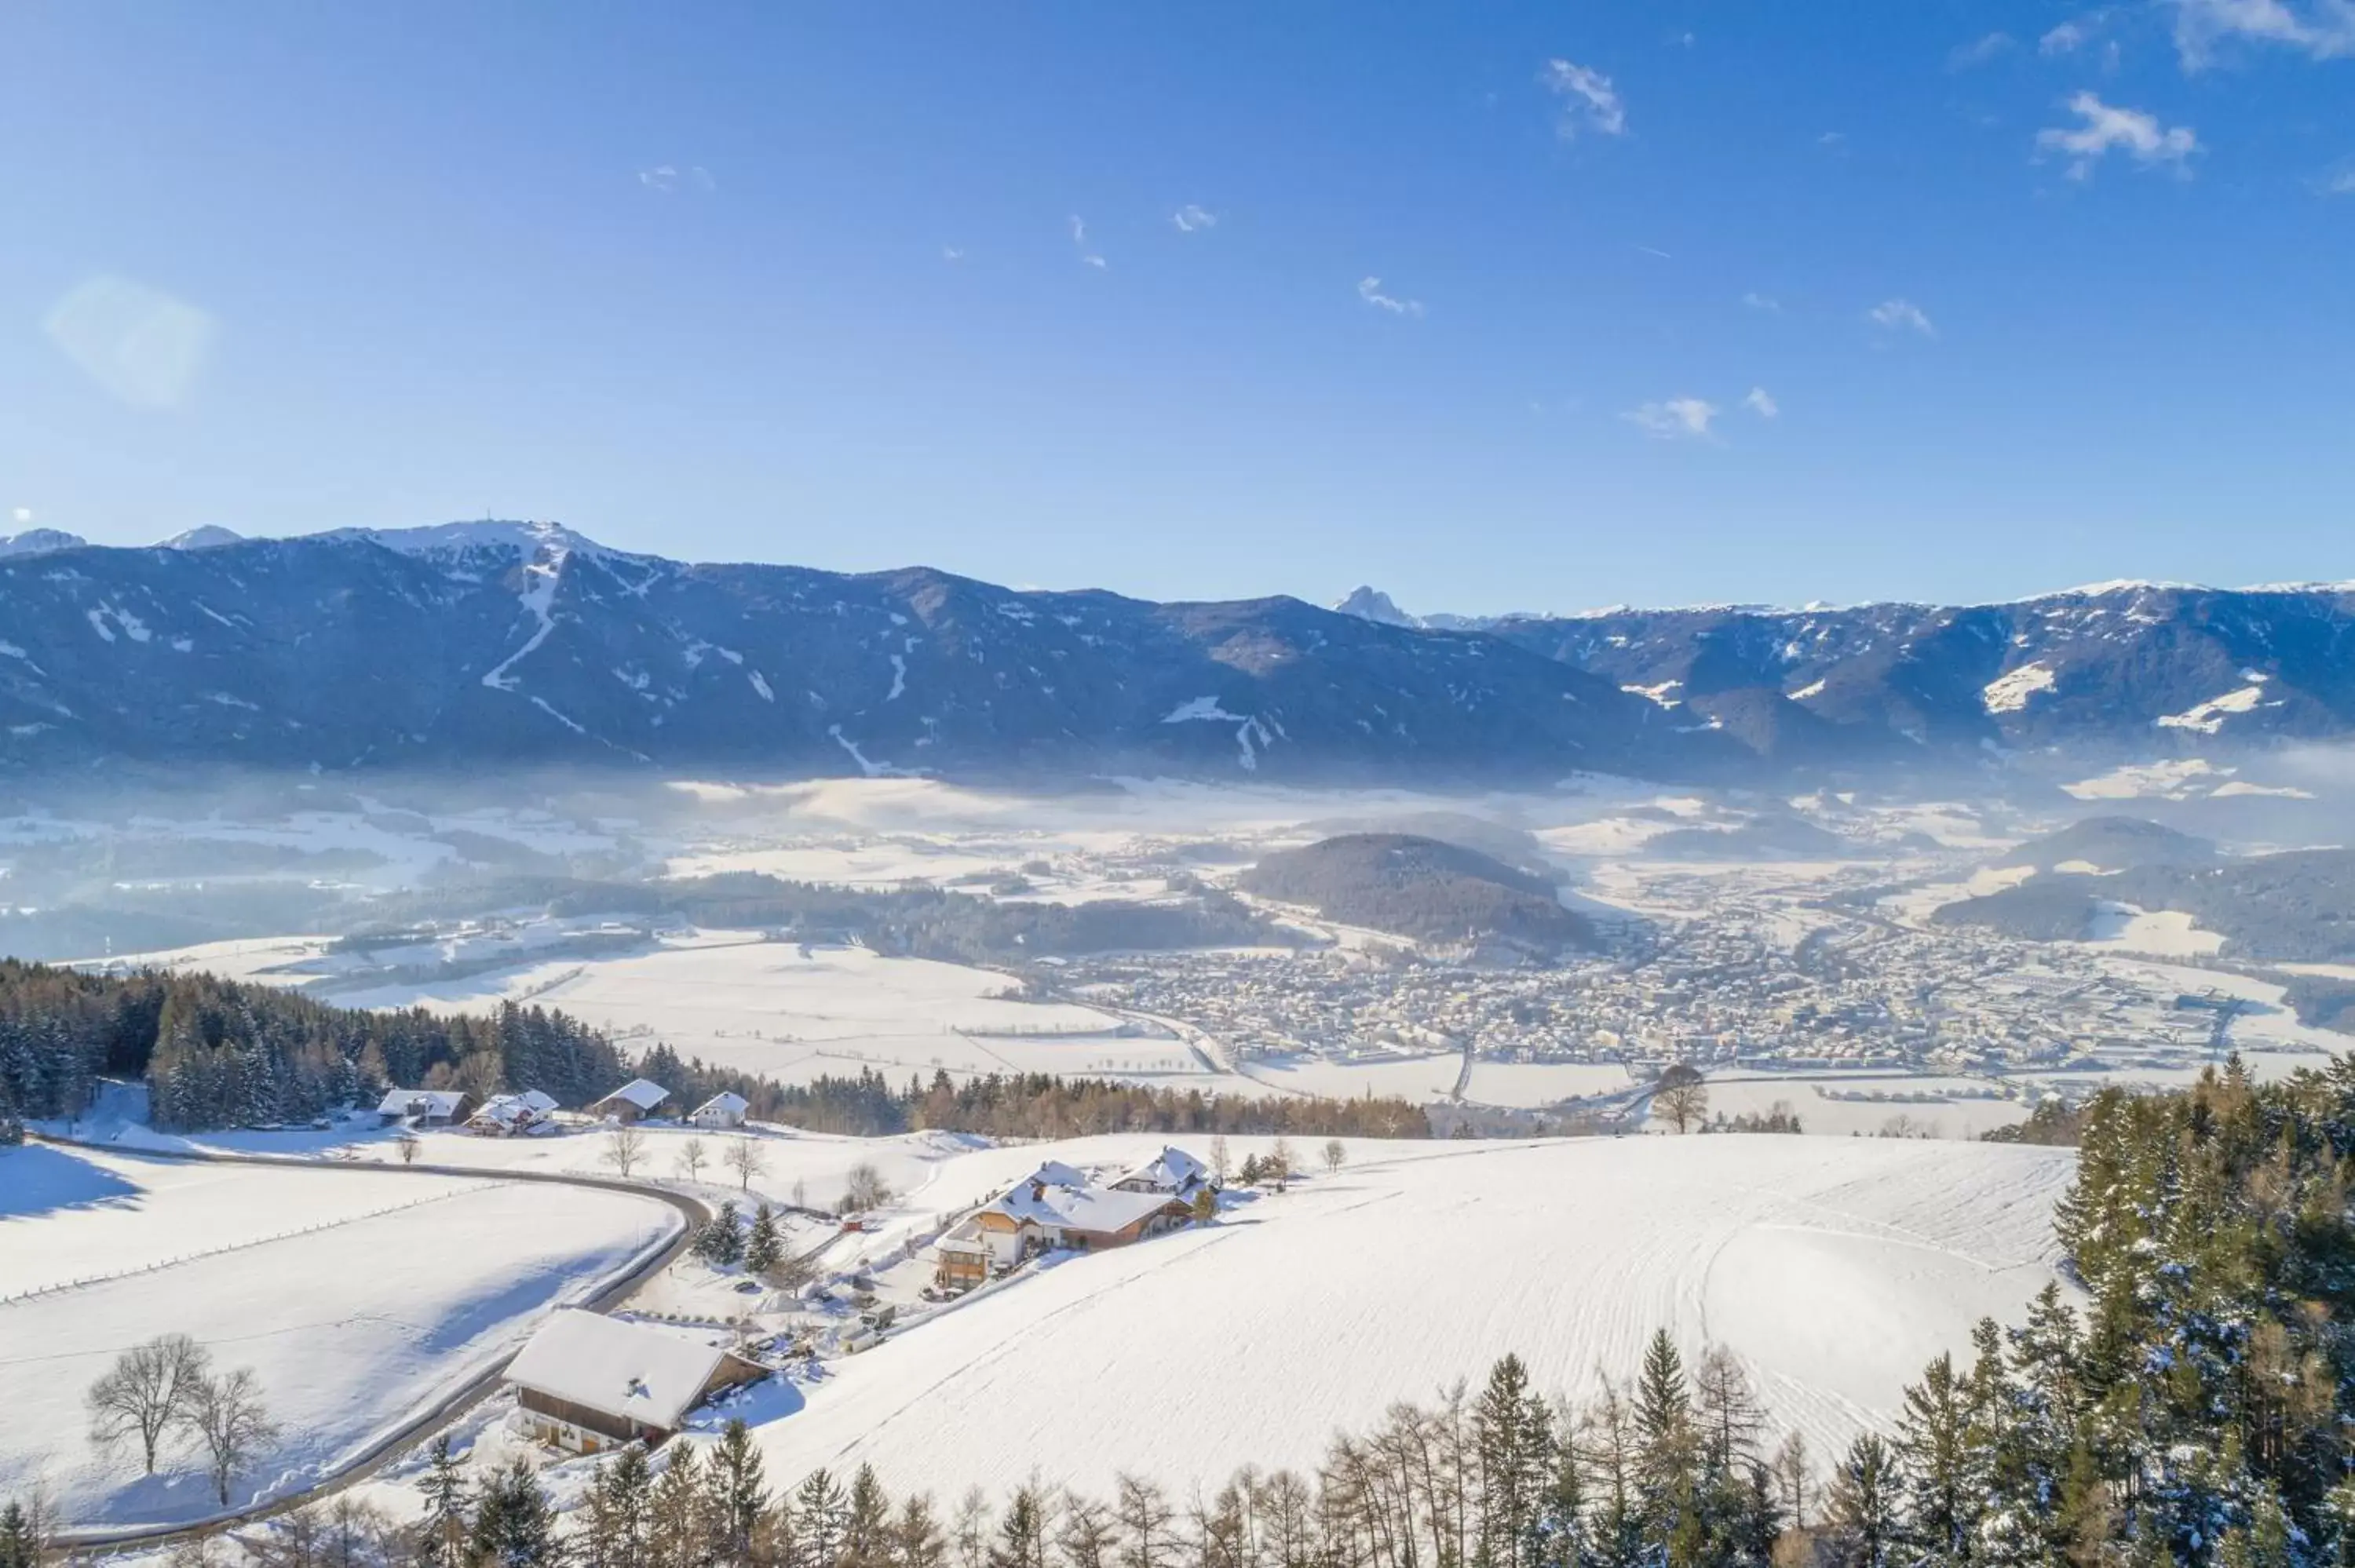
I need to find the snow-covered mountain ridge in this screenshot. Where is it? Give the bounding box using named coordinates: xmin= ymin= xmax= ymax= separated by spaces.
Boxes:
xmin=0 ymin=523 xmax=2350 ymax=778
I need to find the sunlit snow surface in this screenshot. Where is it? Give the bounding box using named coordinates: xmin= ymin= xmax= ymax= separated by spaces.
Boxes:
xmin=748 ymin=1134 xmax=2072 ymax=1500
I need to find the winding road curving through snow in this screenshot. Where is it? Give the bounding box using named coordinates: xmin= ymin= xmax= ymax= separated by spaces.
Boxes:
xmin=25 ymin=1131 xmax=712 ymax=1554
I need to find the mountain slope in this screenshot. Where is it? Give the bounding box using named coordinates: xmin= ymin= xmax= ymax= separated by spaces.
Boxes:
xmin=0 ymin=527 xmax=1721 ymax=781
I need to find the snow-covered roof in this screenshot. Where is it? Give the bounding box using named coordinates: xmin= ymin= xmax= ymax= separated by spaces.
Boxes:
xmin=377 ymin=1088 xmax=468 ymax=1118
xmin=505 ymin=1311 xmax=745 ymax=1430
xmin=992 ymin=1172 xmax=1184 ymax=1236
xmin=597 ymin=1078 xmax=670 ymax=1112
xmin=471 ymin=1090 xmax=559 ymax=1125
xmin=692 ymin=1092 xmax=749 ymax=1117
xmin=1118 ymin=1146 xmax=1210 ymax=1192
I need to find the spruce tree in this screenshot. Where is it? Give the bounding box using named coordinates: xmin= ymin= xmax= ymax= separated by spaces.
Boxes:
xmin=414 ymin=1435 xmax=473 ymax=1568
xmin=709 ymin=1417 xmax=771 ymax=1564
xmin=0 ymin=1503 xmax=37 ymax=1568
xmin=798 ymin=1467 xmax=850 ymax=1568
xmin=1826 ymin=1435 xmax=1897 ymax=1568
xmin=747 ymin=1205 xmax=784 ymax=1275
xmin=471 ymin=1458 xmax=560 ymax=1568
xmin=649 ymin=1443 xmax=707 ymax=1568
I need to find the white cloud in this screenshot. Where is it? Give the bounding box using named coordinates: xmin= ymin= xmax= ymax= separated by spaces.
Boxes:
xmin=637 ymin=165 xmax=714 ymax=194
xmin=1743 ymin=387 xmax=1780 ymax=418
xmin=1540 ymin=59 xmax=1627 ymax=137
xmin=2170 ymin=0 xmax=2355 ymax=67
xmin=11 ymin=507 xmax=31 ymax=526
xmin=2316 ymin=160 xmax=2355 ymax=194
xmin=1357 ymin=277 xmax=1425 ymax=316
xmin=1741 ymin=291 xmax=1782 ymax=312
xmin=943 ymin=246 xmax=966 ymax=262
xmin=2036 ymin=92 xmax=2200 ymax=178
xmin=1624 ymin=397 xmax=1718 ymax=439
xmin=1172 ymin=204 xmax=1218 ymax=233
xmin=1867 ymin=298 xmax=1937 ymax=337
xmin=1949 ymin=31 xmax=2017 ymax=67
xmin=1068 ymin=215 xmax=1107 ymax=269
xmin=45 ymin=275 xmax=218 ymax=409
xmin=2042 ymin=20 xmax=2091 ymax=53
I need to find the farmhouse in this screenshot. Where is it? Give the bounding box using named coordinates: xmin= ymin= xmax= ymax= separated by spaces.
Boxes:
xmin=505 ymin=1311 xmax=767 ymax=1454
xmin=376 ymin=1088 xmax=475 ymax=1129
xmin=1112 ymin=1145 xmax=1216 ymax=1198
xmin=937 ymin=1161 xmax=1193 ymax=1288
xmin=589 ymin=1078 xmax=671 ymax=1123
xmin=688 ymin=1091 xmax=749 ymax=1129
xmin=467 ymin=1090 xmax=559 ymax=1137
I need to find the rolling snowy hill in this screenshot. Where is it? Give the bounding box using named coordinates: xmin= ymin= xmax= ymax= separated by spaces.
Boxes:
xmin=747 ymin=1133 xmax=2075 ymax=1499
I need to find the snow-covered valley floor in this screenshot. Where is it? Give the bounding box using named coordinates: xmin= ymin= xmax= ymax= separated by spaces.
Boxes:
xmin=0 ymin=1145 xmax=680 ymax=1530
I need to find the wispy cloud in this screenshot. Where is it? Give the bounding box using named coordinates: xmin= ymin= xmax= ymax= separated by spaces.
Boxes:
xmin=10 ymin=507 xmax=31 ymax=526
xmin=943 ymin=246 xmax=966 ymax=262
xmin=637 ymin=164 xmax=715 ymax=194
xmin=1357 ymin=277 xmax=1425 ymax=317
xmin=2169 ymin=0 xmax=2355 ymax=67
xmin=2314 ymin=159 xmax=2355 ymax=195
xmin=1068 ymin=215 xmax=1107 ymax=269
xmin=1868 ymin=298 xmax=1937 ymax=337
xmin=1172 ymin=204 xmax=1218 ymax=233
xmin=1741 ymin=291 xmax=1783 ymax=313
xmin=1540 ymin=59 xmax=1627 ymax=137
xmin=1624 ymin=397 xmax=1718 ymax=439
xmin=1743 ymin=388 xmax=1780 ymax=418
xmin=2036 ymin=92 xmax=2200 ymax=178
xmin=1949 ymin=31 xmax=2017 ymax=67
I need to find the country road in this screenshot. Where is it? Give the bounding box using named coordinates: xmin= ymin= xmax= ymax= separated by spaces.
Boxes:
xmin=26 ymin=1131 xmax=714 ymax=1555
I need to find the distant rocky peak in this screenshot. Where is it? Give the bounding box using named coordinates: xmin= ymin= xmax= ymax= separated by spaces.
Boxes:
xmin=1332 ymin=585 xmax=1422 ymax=628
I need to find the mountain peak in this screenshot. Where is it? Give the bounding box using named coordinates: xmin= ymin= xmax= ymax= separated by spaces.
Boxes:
xmin=0 ymin=527 xmax=90 ymax=560
xmin=319 ymin=518 xmax=624 ymax=563
xmin=159 ymin=525 xmax=243 ymax=551
xmin=1332 ymin=585 xmax=1422 ymax=628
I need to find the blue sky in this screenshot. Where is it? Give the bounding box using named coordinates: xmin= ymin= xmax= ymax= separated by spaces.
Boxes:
xmin=2 ymin=2 xmax=2350 ymax=613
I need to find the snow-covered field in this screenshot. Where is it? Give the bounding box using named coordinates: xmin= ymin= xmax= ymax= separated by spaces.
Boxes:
xmin=1677 ymin=1075 xmax=2032 ymax=1139
xmin=748 ymin=1134 xmax=2074 ymax=1501
xmin=0 ymin=1145 xmax=678 ymax=1530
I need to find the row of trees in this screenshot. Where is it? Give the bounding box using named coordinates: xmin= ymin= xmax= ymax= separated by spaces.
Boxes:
xmin=630 ymin=1053 xmax=1433 ymax=1143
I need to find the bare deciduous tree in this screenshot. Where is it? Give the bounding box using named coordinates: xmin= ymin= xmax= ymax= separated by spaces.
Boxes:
xmin=86 ymin=1333 xmax=209 ymax=1475
xmin=186 ymin=1366 xmax=280 ymax=1506
xmin=723 ymin=1135 xmax=769 ymax=1192
xmin=1322 ymin=1139 xmax=1347 ymax=1176
xmin=602 ymin=1123 xmax=647 ymax=1179
xmin=1209 ymin=1135 xmax=1232 ymax=1183
xmin=395 ymin=1131 xmax=422 ymax=1165
xmin=675 ymin=1136 xmax=709 ymax=1184
xmin=842 ymin=1160 xmax=893 ymax=1213
xmin=1655 ymin=1068 xmax=1709 ymax=1135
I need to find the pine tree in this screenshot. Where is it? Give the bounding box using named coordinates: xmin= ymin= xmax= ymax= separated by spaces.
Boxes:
xmin=472 ymin=1458 xmax=561 ymax=1568
xmin=747 ymin=1205 xmax=785 ymax=1276
xmin=1826 ymin=1435 xmax=1897 ymax=1568
xmin=987 ymin=1485 xmax=1050 ymax=1568
xmin=709 ymin=1418 xmax=770 ymax=1564
xmin=414 ymin=1435 xmax=473 ymax=1568
xmin=896 ymin=1493 xmax=950 ymax=1568
xmin=798 ymin=1467 xmax=850 ymax=1568
xmin=842 ymin=1464 xmax=892 ymax=1568
xmin=649 ymin=1443 xmax=708 ymax=1568
xmin=0 ymin=1503 xmax=38 ymax=1568
xmin=1892 ymin=1352 xmax=1977 ymax=1566
xmin=1475 ymin=1354 xmax=1554 ymax=1568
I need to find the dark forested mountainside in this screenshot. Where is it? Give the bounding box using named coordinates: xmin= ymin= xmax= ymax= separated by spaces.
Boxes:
xmin=9 ymin=526 xmax=2355 ymax=782
xmin=1240 ymin=833 xmax=1596 ymax=955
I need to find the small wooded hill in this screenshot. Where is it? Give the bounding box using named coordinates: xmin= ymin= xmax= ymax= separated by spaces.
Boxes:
xmin=1932 ymin=845 xmax=2355 ymax=964
xmin=1996 ymin=815 xmax=2217 ymax=872
xmin=1239 ymin=833 xmax=1594 ymax=955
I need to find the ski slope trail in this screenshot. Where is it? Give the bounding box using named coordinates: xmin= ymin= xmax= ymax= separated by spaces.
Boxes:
xmin=751 ymin=1135 xmax=2075 ymax=1498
